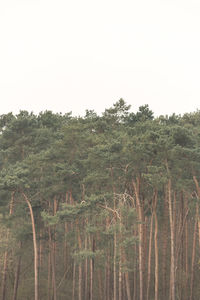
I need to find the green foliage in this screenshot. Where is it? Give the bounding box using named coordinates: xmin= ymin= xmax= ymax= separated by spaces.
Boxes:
xmin=1 ymin=103 xmax=200 ymax=299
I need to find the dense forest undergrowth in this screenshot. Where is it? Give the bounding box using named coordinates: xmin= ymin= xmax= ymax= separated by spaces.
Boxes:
xmin=1 ymin=99 xmax=200 ymax=300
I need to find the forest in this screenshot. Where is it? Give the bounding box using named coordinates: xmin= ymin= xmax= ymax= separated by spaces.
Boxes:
xmin=1 ymin=99 xmax=200 ymax=300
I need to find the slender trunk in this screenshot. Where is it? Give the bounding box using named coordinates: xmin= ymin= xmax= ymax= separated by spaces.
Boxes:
xmin=1 ymin=251 xmax=9 ymax=300
xmin=78 ymin=264 xmax=82 ymax=300
xmin=39 ymin=230 xmax=43 ymax=269
xmin=193 ymin=176 xmax=200 ymax=249
xmin=146 ymin=214 xmax=153 ymax=300
xmin=154 ymin=203 xmax=158 ymax=300
xmin=118 ymin=247 xmax=122 ymax=300
xmin=168 ymin=180 xmax=175 ymax=300
xmin=12 ymin=252 xmax=22 ymax=300
xmin=113 ymin=230 xmax=117 ymax=300
xmin=64 ymin=192 xmax=69 ymax=276
xmin=1 ymin=193 xmax=14 ymax=300
xmin=22 ymin=192 xmax=38 ymax=300
xmin=162 ymin=193 xmax=169 ymax=299
xmin=105 ymin=248 xmax=111 ymax=300
xmin=90 ymin=254 xmax=93 ymax=300
xmin=51 ymin=241 xmax=57 ymax=300
xmin=89 ymin=235 xmax=94 ymax=300
xmin=84 ymin=236 xmax=88 ymax=300
xmin=189 ymin=204 xmax=198 ymax=300
xmin=47 ymin=246 xmax=51 ymax=300
xmin=122 ymin=251 xmax=131 ymax=300
xmin=133 ymin=235 xmax=137 ymax=300
xmin=184 ymin=212 xmax=189 ymax=300
xmin=97 ymin=269 xmax=103 ymax=300
xmin=48 ymin=199 xmax=57 ymax=300
xmin=77 ymin=229 xmax=82 ymax=300
xmin=72 ymin=262 xmax=76 ymax=300
xmin=118 ymin=203 xmax=122 ymax=300
xmin=133 ymin=178 xmax=144 ymax=300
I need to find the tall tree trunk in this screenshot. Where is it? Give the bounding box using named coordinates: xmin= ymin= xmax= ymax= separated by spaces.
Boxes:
xmin=78 ymin=264 xmax=82 ymax=300
xmin=118 ymin=203 xmax=122 ymax=300
xmin=1 ymin=192 xmax=14 ymax=300
xmin=168 ymin=180 xmax=175 ymax=300
xmin=146 ymin=213 xmax=153 ymax=300
xmin=133 ymin=178 xmax=144 ymax=300
xmin=154 ymin=201 xmax=158 ymax=300
xmin=113 ymin=230 xmax=117 ymax=300
xmin=122 ymin=250 xmax=131 ymax=300
xmin=118 ymin=245 xmax=122 ymax=300
xmin=184 ymin=210 xmax=189 ymax=300
xmin=72 ymin=262 xmax=76 ymax=300
xmin=47 ymin=246 xmax=51 ymax=300
xmin=12 ymin=251 xmax=22 ymax=300
xmin=97 ymin=269 xmax=103 ymax=300
xmin=84 ymin=236 xmax=88 ymax=300
xmin=22 ymin=192 xmax=38 ymax=300
xmin=1 ymin=251 xmax=9 ymax=300
xmin=89 ymin=235 xmax=94 ymax=300
xmin=77 ymin=229 xmax=82 ymax=300
xmin=133 ymin=235 xmax=137 ymax=300
xmin=189 ymin=204 xmax=198 ymax=300
xmin=162 ymin=193 xmax=169 ymax=299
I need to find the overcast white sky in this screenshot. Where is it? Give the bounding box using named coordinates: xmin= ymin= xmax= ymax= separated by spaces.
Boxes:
xmin=0 ymin=0 xmax=200 ymax=117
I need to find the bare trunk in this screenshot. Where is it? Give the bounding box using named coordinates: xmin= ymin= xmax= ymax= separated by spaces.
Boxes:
xmin=122 ymin=251 xmax=131 ymax=300
xmin=1 ymin=251 xmax=8 ymax=300
xmin=162 ymin=193 xmax=168 ymax=299
xmin=133 ymin=178 xmax=144 ymax=300
xmin=146 ymin=214 xmax=153 ymax=300
xmin=154 ymin=203 xmax=158 ymax=300
xmin=97 ymin=269 xmax=103 ymax=300
xmin=84 ymin=236 xmax=88 ymax=300
xmin=168 ymin=180 xmax=175 ymax=300
xmin=78 ymin=264 xmax=82 ymax=300
xmin=47 ymin=242 xmax=51 ymax=300
xmin=22 ymin=192 xmax=38 ymax=300
xmin=12 ymin=253 xmax=21 ymax=300
xmin=118 ymin=247 xmax=122 ymax=300
xmin=89 ymin=235 xmax=94 ymax=300
xmin=72 ymin=262 xmax=76 ymax=300
xmin=133 ymin=236 xmax=137 ymax=300
xmin=77 ymin=229 xmax=82 ymax=300
xmin=189 ymin=204 xmax=198 ymax=300
xmin=90 ymin=255 xmax=93 ymax=300
xmin=113 ymin=230 xmax=117 ymax=300
xmin=1 ymin=193 xmax=14 ymax=300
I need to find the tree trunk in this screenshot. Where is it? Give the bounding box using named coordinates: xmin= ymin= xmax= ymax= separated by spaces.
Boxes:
xmin=97 ymin=269 xmax=103 ymax=300
xmin=154 ymin=203 xmax=159 ymax=300
xmin=89 ymin=235 xmax=94 ymax=300
xmin=47 ymin=246 xmax=51 ymax=300
xmin=1 ymin=193 xmax=14 ymax=300
xmin=1 ymin=251 xmax=9 ymax=300
xmin=78 ymin=264 xmax=82 ymax=300
xmin=12 ymin=252 xmax=22 ymax=300
xmin=84 ymin=236 xmax=88 ymax=300
xmin=77 ymin=229 xmax=82 ymax=300
xmin=72 ymin=262 xmax=76 ymax=300
xmin=146 ymin=213 xmax=153 ymax=300
xmin=162 ymin=193 xmax=169 ymax=299
xmin=22 ymin=192 xmax=38 ymax=300
xmin=168 ymin=180 xmax=175 ymax=300
xmin=122 ymin=251 xmax=131 ymax=300
xmin=113 ymin=230 xmax=117 ymax=300
xmin=133 ymin=178 xmax=144 ymax=300
xmin=189 ymin=204 xmax=198 ymax=300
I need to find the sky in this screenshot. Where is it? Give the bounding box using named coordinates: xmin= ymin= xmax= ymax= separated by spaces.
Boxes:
xmin=0 ymin=0 xmax=200 ymax=117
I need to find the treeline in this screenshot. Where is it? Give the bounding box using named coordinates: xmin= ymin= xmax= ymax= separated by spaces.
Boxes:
xmin=0 ymin=99 xmax=200 ymax=300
